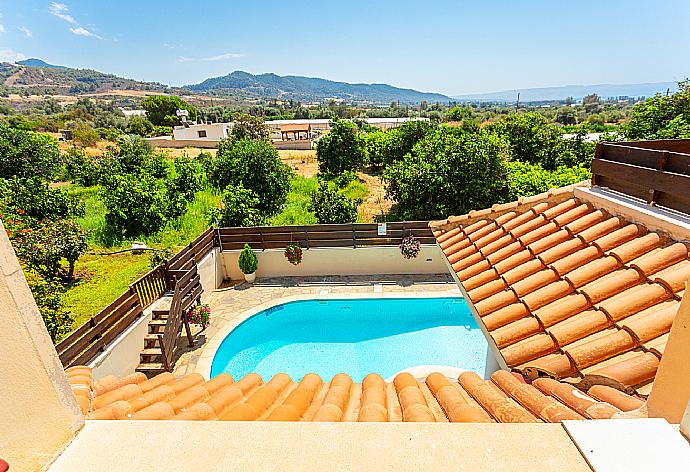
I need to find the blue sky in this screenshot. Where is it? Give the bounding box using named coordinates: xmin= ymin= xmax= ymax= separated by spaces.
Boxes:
xmin=0 ymin=0 xmax=688 ymax=95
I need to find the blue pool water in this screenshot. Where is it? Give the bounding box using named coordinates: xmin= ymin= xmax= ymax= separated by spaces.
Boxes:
xmin=210 ymin=297 xmax=489 ymax=382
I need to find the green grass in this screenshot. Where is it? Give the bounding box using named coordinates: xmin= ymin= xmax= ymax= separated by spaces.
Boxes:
xmin=63 ymin=185 xmax=221 ymax=328
xmin=269 ymin=175 xmax=318 ymax=226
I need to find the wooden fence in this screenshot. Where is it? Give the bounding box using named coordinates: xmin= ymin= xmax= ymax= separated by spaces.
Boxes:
xmin=217 ymin=221 xmax=434 ymax=251
xmin=593 ymin=140 xmax=690 ymax=215
xmin=56 ymin=228 xmax=216 ymax=368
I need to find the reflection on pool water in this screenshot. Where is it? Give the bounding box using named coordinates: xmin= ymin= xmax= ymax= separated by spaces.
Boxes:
xmin=210 ymin=297 xmax=489 ymax=382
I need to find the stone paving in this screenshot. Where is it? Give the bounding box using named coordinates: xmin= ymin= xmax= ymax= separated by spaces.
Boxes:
xmin=173 ymin=274 xmax=457 ymax=376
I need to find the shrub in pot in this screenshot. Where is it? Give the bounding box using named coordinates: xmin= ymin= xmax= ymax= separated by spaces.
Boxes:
xmin=238 ymin=243 xmax=258 ymax=283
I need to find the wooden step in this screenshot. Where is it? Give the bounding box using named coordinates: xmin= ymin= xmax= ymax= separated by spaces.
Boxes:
xmin=152 ymin=309 xmax=169 ymax=320
xmin=144 ymin=334 xmax=159 ymax=348
xmin=136 ymin=362 xmax=166 ymax=377
xmin=148 ymin=319 xmax=167 ymax=334
xmin=140 ymin=347 xmax=162 ymax=356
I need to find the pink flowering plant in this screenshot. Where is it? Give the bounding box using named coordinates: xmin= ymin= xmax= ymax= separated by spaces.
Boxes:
xmin=284 ymin=243 xmax=303 ymax=265
xmin=187 ymin=304 xmax=211 ymax=325
xmin=399 ymin=235 xmax=421 ymax=259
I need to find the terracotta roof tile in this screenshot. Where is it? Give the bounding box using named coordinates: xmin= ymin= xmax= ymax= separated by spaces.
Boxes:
xmin=564 ymin=329 xmax=636 ymax=370
xmin=587 ymin=385 xmax=644 ymax=412
xmin=492 ymin=316 xmax=543 ymax=348
xmin=597 ymin=283 xmax=670 ymax=322
xmin=547 ymin=309 xmax=611 ymax=347
xmin=483 ymin=302 xmax=530 ymax=330
xmin=502 ymin=333 xmax=558 ymax=366
xmin=532 ymin=378 xmax=620 ymax=419
xmin=579 ymin=351 xmax=660 ymax=393
xmin=654 ymin=260 xmax=690 ymax=294
xmin=563 ymin=209 xmax=607 ymax=234
xmin=576 ymin=216 xmax=623 ymax=243
xmin=434 ymin=191 xmax=688 ymax=398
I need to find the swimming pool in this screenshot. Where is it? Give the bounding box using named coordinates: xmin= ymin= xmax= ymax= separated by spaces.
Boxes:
xmin=210 ymin=297 xmax=489 ymax=382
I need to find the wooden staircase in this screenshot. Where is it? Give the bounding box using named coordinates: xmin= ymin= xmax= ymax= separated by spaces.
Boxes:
xmin=135 ymin=264 xmax=202 ymax=377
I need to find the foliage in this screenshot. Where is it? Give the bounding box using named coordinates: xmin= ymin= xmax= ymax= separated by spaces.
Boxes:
xmin=366 ymin=120 xmax=436 ymax=168
xmin=208 ymin=138 xmax=291 ymax=216
xmin=316 ymin=119 xmax=367 ymax=174
xmin=444 ymin=106 xmax=473 ymax=122
xmin=209 ymin=184 xmax=262 ymax=227
xmin=109 ymin=134 xmax=153 ymax=174
xmin=238 ymin=244 xmax=258 ymax=274
xmin=230 ymin=113 xmax=269 ymax=140
xmin=399 ymin=235 xmax=421 ymax=259
xmin=64 ymin=146 xmax=109 ymax=186
xmin=268 ymin=175 xmax=318 ymax=226
xmin=148 ymin=247 xmax=173 ymax=269
xmin=383 ymin=127 xmax=509 ymax=220
xmin=308 ymin=181 xmax=359 ymax=224
xmin=141 ymin=95 xmax=197 ymax=127
xmin=0 ymin=176 xmax=84 ymax=222
xmin=14 ymin=219 xmax=88 ymax=281
xmin=0 ymin=124 xmax=60 ymax=179
xmin=187 ymin=304 xmax=211 ymax=325
xmin=165 ymin=156 xmax=204 ymax=220
xmin=127 ymin=116 xmax=155 ymax=136
xmin=67 ymin=120 xmax=100 ymax=147
xmin=101 ymin=173 xmax=170 ymax=237
xmin=624 ymin=81 xmax=690 ymax=139
xmin=504 ymin=161 xmax=591 ymax=201
xmin=28 ymin=278 xmax=73 ymax=342
xmin=284 ymin=243 xmax=303 ymax=266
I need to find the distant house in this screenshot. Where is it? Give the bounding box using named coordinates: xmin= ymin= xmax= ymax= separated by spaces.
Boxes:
xmin=172 ymin=122 xmax=232 ymax=141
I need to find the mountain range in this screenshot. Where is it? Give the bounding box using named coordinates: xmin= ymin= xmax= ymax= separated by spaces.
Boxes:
xmin=186 ymin=71 xmax=451 ymax=103
xmin=454 ymin=82 xmax=679 ymax=102
xmin=0 ymin=58 xmax=680 ymax=104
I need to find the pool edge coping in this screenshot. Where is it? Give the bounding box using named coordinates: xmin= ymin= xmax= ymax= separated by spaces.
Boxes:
xmin=195 ymin=289 xmax=464 ymax=380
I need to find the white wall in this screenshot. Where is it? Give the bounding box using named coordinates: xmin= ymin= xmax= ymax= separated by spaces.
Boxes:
xmin=173 ymin=123 xmax=230 ymax=141
xmin=89 ymin=306 xmax=153 ymax=379
xmin=221 ymin=245 xmax=447 ymax=280
xmin=197 ymin=247 xmax=225 ymax=302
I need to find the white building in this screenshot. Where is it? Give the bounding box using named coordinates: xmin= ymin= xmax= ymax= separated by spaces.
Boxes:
xmin=172 ymin=122 xmax=232 ymax=141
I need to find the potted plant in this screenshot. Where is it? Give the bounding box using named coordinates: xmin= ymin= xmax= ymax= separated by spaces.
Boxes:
xmin=284 ymin=243 xmax=303 ymax=266
xmin=238 ymin=243 xmax=258 ymax=283
xmin=187 ymin=304 xmax=211 ymax=328
xmin=399 ymin=235 xmax=421 ymax=259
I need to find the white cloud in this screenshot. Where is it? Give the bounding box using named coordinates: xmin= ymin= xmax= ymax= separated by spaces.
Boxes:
xmin=49 ymin=2 xmax=77 ymax=24
xmin=178 ymin=52 xmax=244 ymax=62
xmin=0 ymin=48 xmax=27 ymax=63
xmin=19 ymin=26 xmax=32 ymax=37
xmin=69 ymin=26 xmax=102 ymax=39
xmin=0 ymin=24 xmax=5 ymax=33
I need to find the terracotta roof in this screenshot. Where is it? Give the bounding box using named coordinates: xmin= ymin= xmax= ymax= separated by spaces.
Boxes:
xmin=432 ymin=195 xmax=688 ymax=396
xmin=66 ymin=366 xmax=646 ymax=423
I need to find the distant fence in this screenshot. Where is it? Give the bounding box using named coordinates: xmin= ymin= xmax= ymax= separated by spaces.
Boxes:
xmin=56 ymin=228 xmax=216 ymax=368
xmin=593 ymin=139 xmax=690 ymax=215
xmin=217 ymin=221 xmax=434 ymax=251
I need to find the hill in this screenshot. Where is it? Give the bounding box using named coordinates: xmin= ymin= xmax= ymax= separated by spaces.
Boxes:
xmin=16 ymin=58 xmax=67 ymax=69
xmin=186 ymin=71 xmax=451 ymax=104
xmin=454 ymin=82 xmax=679 ymax=103
xmin=0 ymin=61 xmax=172 ymax=95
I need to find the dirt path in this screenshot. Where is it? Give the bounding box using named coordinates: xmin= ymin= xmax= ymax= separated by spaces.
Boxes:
xmin=357 ymin=171 xmax=394 ymax=222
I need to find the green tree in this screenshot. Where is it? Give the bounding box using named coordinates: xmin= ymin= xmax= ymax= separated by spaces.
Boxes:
xmin=101 ymin=173 xmax=169 ymax=237
xmin=366 ymin=120 xmax=436 ymax=168
xmin=504 ymin=161 xmax=591 ymax=201
xmin=0 ymin=177 xmax=84 ymax=221
xmin=141 ymin=95 xmax=198 ymax=127
xmin=0 ymin=125 xmax=60 ymax=179
xmin=624 ymin=81 xmax=690 ymax=139
xmin=14 ymin=219 xmax=88 ymax=281
xmin=230 ymin=113 xmax=269 ymax=140
xmin=108 ymin=134 xmax=153 ymax=174
xmin=383 ymin=127 xmax=509 ymax=220
xmin=28 ymin=278 xmax=73 ymax=342
xmin=209 ymin=184 xmax=262 ymax=227
xmin=127 ymin=116 xmax=155 ymax=136
xmin=488 ymin=112 xmax=567 ymax=170
xmin=316 ymin=119 xmax=367 ymax=174
xmin=308 ymin=181 xmax=359 ymax=224
xmin=207 ymin=138 xmax=291 ymax=216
